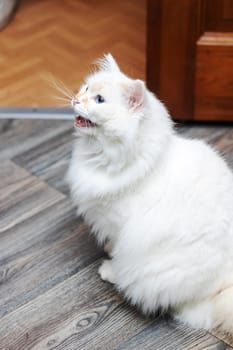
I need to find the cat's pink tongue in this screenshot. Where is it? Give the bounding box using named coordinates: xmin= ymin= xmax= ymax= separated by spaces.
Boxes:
xmin=75 ymin=116 xmax=86 ymax=127
xmin=75 ymin=116 xmax=96 ymax=128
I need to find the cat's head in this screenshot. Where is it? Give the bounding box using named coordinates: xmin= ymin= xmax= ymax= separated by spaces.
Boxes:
xmin=71 ymin=54 xmax=147 ymax=140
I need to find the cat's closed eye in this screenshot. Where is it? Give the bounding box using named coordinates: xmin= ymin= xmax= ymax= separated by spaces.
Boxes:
xmin=95 ymin=95 xmax=105 ymax=104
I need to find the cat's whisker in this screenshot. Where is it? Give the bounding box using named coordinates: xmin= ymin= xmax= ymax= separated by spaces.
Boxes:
xmin=53 ymin=82 xmax=73 ymax=100
xmin=52 ymin=95 xmax=71 ymax=104
xmin=55 ymin=102 xmax=71 ymax=108
xmin=53 ymin=96 xmax=71 ymax=103
xmin=51 ymin=95 xmax=73 ymax=107
xmin=57 ymin=79 xmax=75 ymax=98
xmin=57 ymin=102 xmax=71 ymax=107
xmin=48 ymin=74 xmax=75 ymax=100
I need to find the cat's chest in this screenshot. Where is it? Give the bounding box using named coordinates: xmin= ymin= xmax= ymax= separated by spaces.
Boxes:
xmin=78 ymin=193 xmax=124 ymax=223
xmin=77 ymin=192 xmax=129 ymax=242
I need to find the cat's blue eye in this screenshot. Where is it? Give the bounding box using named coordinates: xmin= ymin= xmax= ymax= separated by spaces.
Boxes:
xmin=95 ymin=95 xmax=105 ymax=104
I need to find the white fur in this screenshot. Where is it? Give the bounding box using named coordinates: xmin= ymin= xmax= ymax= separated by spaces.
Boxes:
xmin=67 ymin=54 xmax=233 ymax=333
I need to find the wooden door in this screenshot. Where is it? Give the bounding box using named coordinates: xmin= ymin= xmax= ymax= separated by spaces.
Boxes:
xmin=147 ymin=0 xmax=233 ymax=121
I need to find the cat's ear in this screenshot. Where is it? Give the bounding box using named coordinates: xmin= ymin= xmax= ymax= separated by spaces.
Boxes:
xmin=124 ymin=80 xmax=145 ymax=111
xmin=96 ymin=53 xmax=121 ymax=74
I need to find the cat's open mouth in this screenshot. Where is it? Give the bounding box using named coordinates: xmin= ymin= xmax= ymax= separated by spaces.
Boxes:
xmin=74 ymin=115 xmax=97 ymax=128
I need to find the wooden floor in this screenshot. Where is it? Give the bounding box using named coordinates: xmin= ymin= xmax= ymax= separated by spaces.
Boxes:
xmin=0 ymin=0 xmax=145 ymax=108
xmin=1 ymin=117 xmax=233 ymax=349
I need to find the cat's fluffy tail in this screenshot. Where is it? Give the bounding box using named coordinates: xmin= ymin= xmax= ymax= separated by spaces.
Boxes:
xmin=212 ymin=286 xmax=233 ymax=334
xmin=176 ymin=286 xmax=233 ymax=334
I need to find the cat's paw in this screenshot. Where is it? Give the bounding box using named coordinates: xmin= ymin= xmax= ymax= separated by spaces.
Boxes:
xmin=98 ymin=260 xmax=115 ymax=284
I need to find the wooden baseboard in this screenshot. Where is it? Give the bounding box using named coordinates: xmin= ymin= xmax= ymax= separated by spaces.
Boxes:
xmin=0 ymin=107 xmax=73 ymax=120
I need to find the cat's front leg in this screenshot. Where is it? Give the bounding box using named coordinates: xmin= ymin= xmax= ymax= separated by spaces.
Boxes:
xmin=98 ymin=259 xmax=115 ymax=284
xmin=104 ymin=240 xmax=113 ymax=257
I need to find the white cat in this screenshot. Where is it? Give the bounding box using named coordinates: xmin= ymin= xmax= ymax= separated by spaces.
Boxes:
xmin=67 ymin=54 xmax=233 ymax=333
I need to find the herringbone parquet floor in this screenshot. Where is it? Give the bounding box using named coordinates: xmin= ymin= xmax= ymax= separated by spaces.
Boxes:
xmin=0 ymin=0 xmax=146 ymax=107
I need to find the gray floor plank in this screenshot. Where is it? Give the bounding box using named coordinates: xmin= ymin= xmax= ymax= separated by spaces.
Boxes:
xmin=0 ymin=161 xmax=103 ymax=319
xmin=13 ymin=127 xmax=73 ymax=195
xmin=0 ymin=263 xmax=150 ymax=350
xmin=0 ymin=119 xmax=73 ymax=163
xmin=117 ymin=319 xmax=226 ymax=350
xmin=0 ymin=160 xmax=65 ymax=233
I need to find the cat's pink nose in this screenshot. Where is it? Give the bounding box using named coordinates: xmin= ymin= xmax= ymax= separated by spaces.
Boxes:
xmin=72 ymin=98 xmax=80 ymax=106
